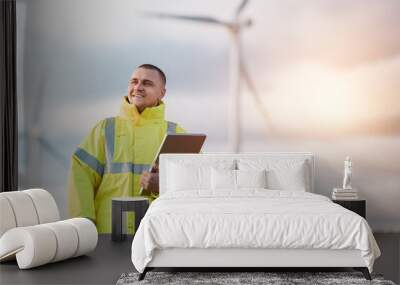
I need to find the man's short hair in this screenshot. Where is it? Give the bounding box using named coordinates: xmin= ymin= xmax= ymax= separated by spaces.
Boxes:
xmin=138 ymin=64 xmax=166 ymax=86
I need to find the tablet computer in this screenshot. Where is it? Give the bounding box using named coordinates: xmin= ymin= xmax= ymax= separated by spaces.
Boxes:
xmin=153 ymin=133 xmax=206 ymax=165
xmin=139 ymin=133 xmax=206 ymax=194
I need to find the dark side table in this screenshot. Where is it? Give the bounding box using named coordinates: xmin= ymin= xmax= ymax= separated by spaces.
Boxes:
xmin=112 ymin=197 xmax=149 ymax=242
xmin=333 ymin=199 xmax=366 ymax=218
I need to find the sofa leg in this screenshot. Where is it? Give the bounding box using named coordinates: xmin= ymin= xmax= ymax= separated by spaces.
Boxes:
xmin=138 ymin=268 xmax=148 ymax=281
xmin=354 ymin=267 xmax=371 ymax=280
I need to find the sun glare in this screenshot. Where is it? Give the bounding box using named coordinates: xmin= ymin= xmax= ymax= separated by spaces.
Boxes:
xmin=267 ymin=64 xmax=366 ymax=133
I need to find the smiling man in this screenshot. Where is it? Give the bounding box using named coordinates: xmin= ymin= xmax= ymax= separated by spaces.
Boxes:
xmin=67 ymin=64 xmax=185 ymax=234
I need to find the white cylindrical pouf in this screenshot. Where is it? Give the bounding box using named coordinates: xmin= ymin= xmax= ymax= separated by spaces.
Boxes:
xmin=65 ymin=218 xmax=98 ymax=257
xmin=1 ymin=192 xmax=39 ymax=227
xmin=23 ymin=189 xmax=60 ymax=223
xmin=0 ymin=196 xmax=17 ymax=237
xmin=17 ymin=226 xmax=57 ymax=269
xmin=0 ymin=226 xmax=57 ymax=269
xmin=42 ymin=221 xmax=79 ymax=262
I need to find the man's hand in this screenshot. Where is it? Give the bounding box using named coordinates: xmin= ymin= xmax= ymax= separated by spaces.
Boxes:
xmin=140 ymin=164 xmax=159 ymax=195
xmin=140 ymin=172 xmax=159 ymax=189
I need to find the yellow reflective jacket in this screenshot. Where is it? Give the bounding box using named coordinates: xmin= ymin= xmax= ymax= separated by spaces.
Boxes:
xmin=68 ymin=97 xmax=185 ymax=233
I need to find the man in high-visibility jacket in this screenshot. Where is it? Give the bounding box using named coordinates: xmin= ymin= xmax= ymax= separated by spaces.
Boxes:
xmin=67 ymin=64 xmax=185 ymax=234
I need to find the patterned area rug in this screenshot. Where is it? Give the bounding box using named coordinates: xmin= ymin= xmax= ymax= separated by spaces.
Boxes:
xmin=116 ymin=271 xmax=396 ymax=285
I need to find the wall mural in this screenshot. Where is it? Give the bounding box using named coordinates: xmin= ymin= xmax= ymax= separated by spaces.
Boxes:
xmin=17 ymin=0 xmax=400 ymax=230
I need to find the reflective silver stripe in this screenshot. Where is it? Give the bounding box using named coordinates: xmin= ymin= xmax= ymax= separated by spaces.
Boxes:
xmin=167 ymin=121 xmax=177 ymax=134
xmin=105 ymin=162 xmax=151 ymax=174
xmin=132 ymin=163 xmax=152 ymax=174
xmin=105 ymin=117 xmax=115 ymax=164
xmin=74 ymin=148 xmax=104 ymax=176
xmin=101 ymin=117 xmax=158 ymax=175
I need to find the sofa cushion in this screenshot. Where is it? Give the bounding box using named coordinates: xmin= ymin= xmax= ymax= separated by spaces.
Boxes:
xmin=0 ymin=218 xmax=97 ymax=269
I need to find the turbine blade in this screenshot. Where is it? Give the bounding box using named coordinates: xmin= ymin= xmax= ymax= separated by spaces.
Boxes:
xmin=32 ymin=72 xmax=47 ymax=125
xmin=141 ymin=11 xmax=226 ymax=26
xmin=37 ymin=137 xmax=69 ymax=167
xmin=240 ymin=62 xmax=275 ymax=134
xmin=236 ymin=0 xmax=249 ymax=18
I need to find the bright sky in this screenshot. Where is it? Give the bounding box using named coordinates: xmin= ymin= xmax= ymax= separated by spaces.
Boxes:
xmin=18 ymin=0 xmax=400 ymax=140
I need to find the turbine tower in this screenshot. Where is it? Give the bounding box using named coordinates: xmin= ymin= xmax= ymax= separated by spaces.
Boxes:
xmin=23 ymin=69 xmax=69 ymax=186
xmin=143 ymin=0 xmax=273 ymax=152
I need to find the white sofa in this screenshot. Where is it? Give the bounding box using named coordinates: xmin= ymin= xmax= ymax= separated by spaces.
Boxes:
xmin=0 ymin=189 xmax=98 ymax=269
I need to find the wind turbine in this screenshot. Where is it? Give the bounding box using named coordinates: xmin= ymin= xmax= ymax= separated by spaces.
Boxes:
xmin=23 ymin=70 xmax=69 ymax=186
xmin=141 ymin=0 xmax=273 ymax=152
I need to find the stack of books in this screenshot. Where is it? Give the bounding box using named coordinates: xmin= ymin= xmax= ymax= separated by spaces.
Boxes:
xmin=332 ymin=188 xmax=358 ymax=200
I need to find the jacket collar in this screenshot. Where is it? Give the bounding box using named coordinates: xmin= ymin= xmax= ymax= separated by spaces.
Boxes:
xmin=119 ymin=96 xmax=165 ymax=123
